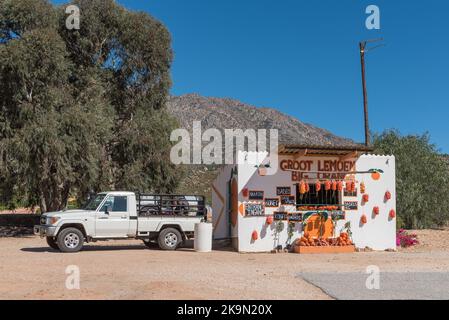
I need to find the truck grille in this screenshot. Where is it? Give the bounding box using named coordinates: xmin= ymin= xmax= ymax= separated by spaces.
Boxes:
xmin=40 ymin=216 xmax=46 ymax=225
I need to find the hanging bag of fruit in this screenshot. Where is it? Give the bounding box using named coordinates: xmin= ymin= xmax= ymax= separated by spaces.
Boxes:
xmin=315 ymin=181 xmax=321 ymax=192
xmin=350 ymin=181 xmax=356 ymax=193
xmin=337 ymin=181 xmax=343 ymax=192
xmin=299 ymin=181 xmax=306 ymax=195
xmin=345 ymin=180 xmax=352 ymax=192
xmin=360 ymin=182 xmax=366 ymax=194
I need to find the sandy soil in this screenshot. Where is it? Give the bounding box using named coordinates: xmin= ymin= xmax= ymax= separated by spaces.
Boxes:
xmin=399 ymin=229 xmax=449 ymax=252
xmin=1 ymin=230 xmax=449 ymax=300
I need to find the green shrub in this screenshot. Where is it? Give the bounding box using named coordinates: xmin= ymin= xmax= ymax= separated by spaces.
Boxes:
xmin=373 ymin=130 xmax=449 ymax=229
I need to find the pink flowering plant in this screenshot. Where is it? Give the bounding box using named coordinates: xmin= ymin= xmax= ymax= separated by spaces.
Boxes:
xmin=396 ymin=229 xmax=419 ymax=247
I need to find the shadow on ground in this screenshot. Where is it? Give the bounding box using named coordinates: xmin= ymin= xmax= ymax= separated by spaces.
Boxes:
xmin=21 ymin=239 xmax=234 ymax=253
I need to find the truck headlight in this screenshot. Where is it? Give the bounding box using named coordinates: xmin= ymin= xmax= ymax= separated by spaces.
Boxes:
xmin=49 ymin=217 xmax=60 ymax=225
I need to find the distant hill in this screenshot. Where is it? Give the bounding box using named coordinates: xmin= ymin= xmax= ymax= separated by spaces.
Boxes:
xmin=167 ymin=94 xmax=365 ymax=202
xmin=167 ymin=94 xmax=361 ymax=147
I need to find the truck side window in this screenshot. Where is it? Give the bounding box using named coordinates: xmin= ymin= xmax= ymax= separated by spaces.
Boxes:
xmin=113 ymin=196 xmax=127 ymax=211
xmin=100 ymin=196 xmax=128 ymax=212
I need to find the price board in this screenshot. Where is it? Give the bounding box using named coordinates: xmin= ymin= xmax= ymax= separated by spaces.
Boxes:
xmin=276 ymin=186 xmax=291 ymax=196
xmin=273 ymin=212 xmax=288 ymax=221
xmin=344 ymin=189 xmax=358 ymax=197
xmin=280 ymin=195 xmax=296 ymax=205
xmin=344 ymin=201 xmax=358 ymax=211
xmin=331 ymin=211 xmax=346 ymax=220
xmin=264 ymin=198 xmax=280 ymax=208
xmin=288 ymin=213 xmax=302 ymax=222
xmin=248 ymin=190 xmax=264 ymax=200
xmin=245 ymin=203 xmax=265 ymax=216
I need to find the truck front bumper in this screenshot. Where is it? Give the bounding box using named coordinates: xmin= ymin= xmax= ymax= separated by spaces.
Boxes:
xmin=34 ymin=225 xmax=57 ymax=238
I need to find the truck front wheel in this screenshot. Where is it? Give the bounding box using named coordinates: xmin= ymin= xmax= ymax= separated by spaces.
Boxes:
xmin=46 ymin=236 xmax=60 ymax=250
xmin=57 ymin=228 xmax=84 ymax=253
xmin=158 ymin=228 xmax=182 ymax=250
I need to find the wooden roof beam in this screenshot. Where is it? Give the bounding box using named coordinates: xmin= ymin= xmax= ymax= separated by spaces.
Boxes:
xmin=295 ymin=148 xmax=308 ymax=159
xmin=339 ymin=151 xmax=359 ymax=161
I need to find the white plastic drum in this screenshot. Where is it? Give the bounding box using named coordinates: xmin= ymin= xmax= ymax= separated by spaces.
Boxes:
xmin=194 ymin=222 xmax=213 ymax=252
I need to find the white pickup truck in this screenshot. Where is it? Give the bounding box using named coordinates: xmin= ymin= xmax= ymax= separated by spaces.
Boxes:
xmin=34 ymin=192 xmax=207 ymax=252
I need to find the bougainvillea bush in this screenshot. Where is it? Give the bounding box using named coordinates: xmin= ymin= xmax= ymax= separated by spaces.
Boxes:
xmin=396 ymin=229 xmax=419 ymax=247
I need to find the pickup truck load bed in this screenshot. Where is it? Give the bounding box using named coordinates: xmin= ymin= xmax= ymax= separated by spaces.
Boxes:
xmin=34 ymin=192 xmax=207 ymax=252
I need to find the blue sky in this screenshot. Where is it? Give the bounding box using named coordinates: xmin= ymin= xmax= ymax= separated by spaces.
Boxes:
xmin=56 ymin=0 xmax=449 ymax=153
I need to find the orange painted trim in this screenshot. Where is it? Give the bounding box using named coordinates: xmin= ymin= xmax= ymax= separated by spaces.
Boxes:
xmin=238 ymin=203 xmax=245 ymax=216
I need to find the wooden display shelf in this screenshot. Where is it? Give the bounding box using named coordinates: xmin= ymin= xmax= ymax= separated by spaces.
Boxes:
xmin=294 ymin=245 xmax=355 ymax=254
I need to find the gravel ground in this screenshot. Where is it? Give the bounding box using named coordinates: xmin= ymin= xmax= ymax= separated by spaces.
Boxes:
xmin=0 ymin=229 xmax=449 ymax=300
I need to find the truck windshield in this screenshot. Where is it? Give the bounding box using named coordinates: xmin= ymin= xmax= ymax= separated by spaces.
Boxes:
xmin=83 ymin=194 xmax=106 ymax=210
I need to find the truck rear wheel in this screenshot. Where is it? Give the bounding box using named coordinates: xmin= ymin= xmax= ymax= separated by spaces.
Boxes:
xmin=158 ymin=228 xmax=182 ymax=250
xmin=57 ymin=228 xmax=84 ymax=253
xmin=46 ymin=236 xmax=60 ymax=250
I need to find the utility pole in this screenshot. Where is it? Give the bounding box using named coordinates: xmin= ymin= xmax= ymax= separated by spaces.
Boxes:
xmin=358 ymin=38 xmax=384 ymax=147
xmin=359 ymin=41 xmax=369 ymax=147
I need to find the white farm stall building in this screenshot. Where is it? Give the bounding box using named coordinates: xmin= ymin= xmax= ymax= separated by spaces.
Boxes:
xmin=211 ymin=144 xmax=396 ymax=253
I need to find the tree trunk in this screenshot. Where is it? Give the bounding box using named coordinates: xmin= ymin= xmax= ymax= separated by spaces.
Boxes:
xmin=61 ymin=183 xmax=70 ymax=210
xmin=39 ymin=191 xmax=47 ymax=214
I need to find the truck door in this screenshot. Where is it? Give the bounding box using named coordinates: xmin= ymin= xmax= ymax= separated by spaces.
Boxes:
xmin=95 ymin=195 xmax=130 ymax=237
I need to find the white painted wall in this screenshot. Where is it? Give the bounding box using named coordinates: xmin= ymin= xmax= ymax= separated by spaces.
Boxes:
xmin=347 ymin=154 xmax=397 ymax=250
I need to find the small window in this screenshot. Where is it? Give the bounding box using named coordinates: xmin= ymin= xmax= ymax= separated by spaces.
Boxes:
xmin=100 ymin=196 xmax=128 ymax=212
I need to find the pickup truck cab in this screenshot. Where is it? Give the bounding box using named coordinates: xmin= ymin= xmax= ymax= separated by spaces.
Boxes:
xmin=34 ymin=192 xmax=207 ymax=252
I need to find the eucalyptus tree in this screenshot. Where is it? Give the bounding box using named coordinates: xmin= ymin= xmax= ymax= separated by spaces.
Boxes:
xmin=0 ymin=0 xmax=180 ymax=212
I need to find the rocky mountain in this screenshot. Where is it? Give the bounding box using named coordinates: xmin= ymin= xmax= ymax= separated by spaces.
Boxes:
xmin=167 ymin=94 xmax=361 ymax=147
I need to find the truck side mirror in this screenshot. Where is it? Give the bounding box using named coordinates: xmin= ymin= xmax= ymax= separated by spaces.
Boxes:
xmin=105 ymin=205 xmax=112 ymax=214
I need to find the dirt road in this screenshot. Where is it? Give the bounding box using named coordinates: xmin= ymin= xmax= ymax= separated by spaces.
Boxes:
xmin=1 ymin=230 xmax=449 ymax=300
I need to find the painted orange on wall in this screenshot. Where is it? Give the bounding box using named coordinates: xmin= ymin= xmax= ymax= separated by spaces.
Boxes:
xmin=239 ymin=203 xmax=244 ymax=216
xmin=252 ymin=230 xmax=258 ymax=241
xmin=371 ymin=172 xmax=381 ymax=181
xmin=304 ymin=215 xmax=333 ymax=239
xmin=361 ymin=214 xmax=368 ymax=224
